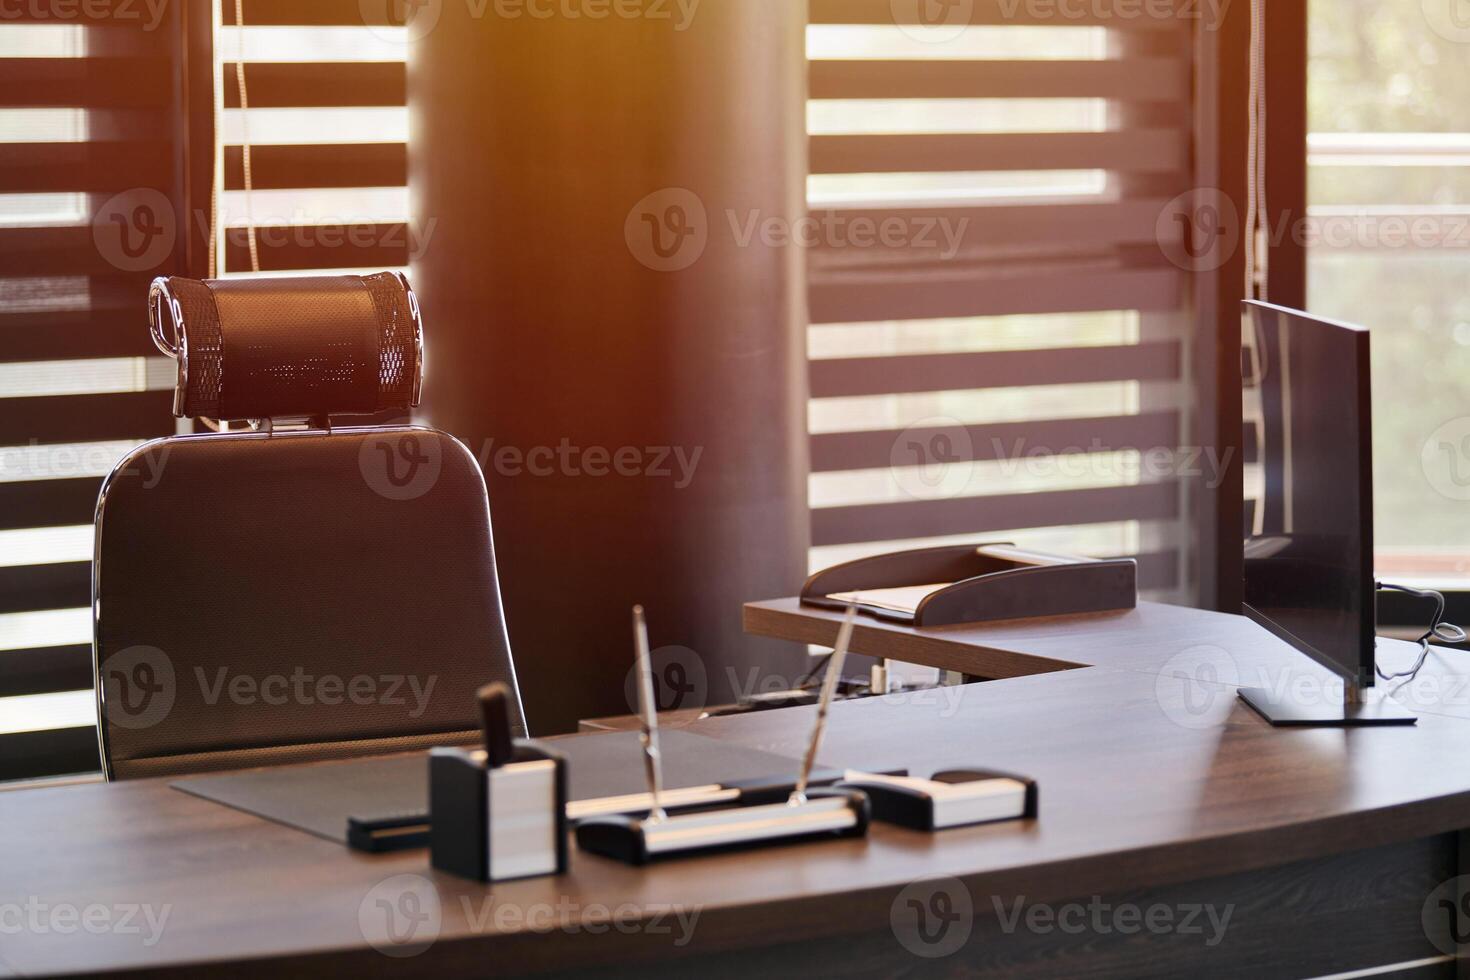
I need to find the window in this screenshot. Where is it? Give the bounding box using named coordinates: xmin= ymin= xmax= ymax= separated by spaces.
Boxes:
xmin=0 ymin=10 xmax=190 ymax=779
xmin=1309 ymin=0 xmax=1470 ymax=602
xmin=805 ymin=2 xmax=1199 ymax=598
xmin=215 ymin=1 xmax=411 ymax=278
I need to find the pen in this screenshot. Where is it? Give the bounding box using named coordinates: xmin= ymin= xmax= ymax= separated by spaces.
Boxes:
xmin=791 ymin=602 xmax=857 ymax=805
xmin=632 ymin=605 xmax=667 ymax=824
xmin=477 ymin=682 xmax=516 ymax=768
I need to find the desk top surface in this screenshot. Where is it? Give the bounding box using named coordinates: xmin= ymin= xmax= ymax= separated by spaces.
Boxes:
xmin=6 ymin=601 xmax=1470 ymax=976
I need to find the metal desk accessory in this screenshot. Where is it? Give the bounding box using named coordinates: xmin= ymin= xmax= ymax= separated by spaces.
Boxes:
xmin=575 ymin=605 xmax=870 ymax=865
xmin=429 ymin=683 xmax=569 ymax=882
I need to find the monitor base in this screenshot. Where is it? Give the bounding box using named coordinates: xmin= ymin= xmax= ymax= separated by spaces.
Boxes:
xmin=1237 ymin=687 xmax=1417 ymax=727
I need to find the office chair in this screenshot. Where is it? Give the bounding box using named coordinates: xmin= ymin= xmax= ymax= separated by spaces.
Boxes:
xmin=93 ymin=272 xmax=526 ymax=780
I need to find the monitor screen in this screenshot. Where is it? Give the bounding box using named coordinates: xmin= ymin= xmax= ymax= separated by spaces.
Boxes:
xmin=1242 ymin=301 xmax=1376 ymax=687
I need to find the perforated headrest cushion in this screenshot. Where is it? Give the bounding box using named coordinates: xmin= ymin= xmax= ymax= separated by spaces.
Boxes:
xmin=160 ymin=272 xmax=419 ymax=421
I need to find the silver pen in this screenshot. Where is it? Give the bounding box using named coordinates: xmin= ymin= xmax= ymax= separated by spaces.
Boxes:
xmin=790 ymin=602 xmax=858 ymax=805
xmin=631 ymin=605 xmax=667 ymax=824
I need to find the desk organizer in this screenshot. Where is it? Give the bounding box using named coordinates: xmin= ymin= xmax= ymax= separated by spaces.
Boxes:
xmin=839 ymin=769 xmax=1038 ymax=832
xmin=800 ymin=543 xmax=1136 ymax=627
xmin=574 ymin=787 xmax=870 ymax=865
xmin=430 ymin=742 xmax=568 ymax=882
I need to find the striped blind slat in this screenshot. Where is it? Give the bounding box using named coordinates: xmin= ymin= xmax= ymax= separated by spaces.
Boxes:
xmin=0 ymin=10 xmax=186 ymax=770
xmin=219 ymin=6 xmax=411 ymax=276
xmin=806 ymin=6 xmax=1195 ymax=595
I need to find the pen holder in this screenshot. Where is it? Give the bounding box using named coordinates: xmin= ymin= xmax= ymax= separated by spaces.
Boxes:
xmin=430 ymin=741 xmax=568 ymax=882
xmin=575 ymin=787 xmax=870 ymax=866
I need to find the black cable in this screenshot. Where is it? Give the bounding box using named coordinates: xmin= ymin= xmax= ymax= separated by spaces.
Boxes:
xmin=1375 ymin=582 xmax=1468 ymax=682
xmin=795 ymin=652 xmax=833 ymax=691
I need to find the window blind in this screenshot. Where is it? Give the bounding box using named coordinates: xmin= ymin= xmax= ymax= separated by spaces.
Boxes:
xmin=805 ymin=1 xmax=1195 ymax=596
xmin=218 ymin=0 xmax=410 ymax=277
xmin=0 ymin=7 xmax=189 ymax=778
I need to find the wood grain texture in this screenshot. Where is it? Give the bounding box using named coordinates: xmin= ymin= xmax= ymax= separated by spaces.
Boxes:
xmin=6 ymin=604 xmax=1470 ymax=976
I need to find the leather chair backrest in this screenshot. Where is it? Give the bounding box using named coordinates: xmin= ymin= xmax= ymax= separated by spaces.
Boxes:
xmin=94 ymin=274 xmax=524 ymax=779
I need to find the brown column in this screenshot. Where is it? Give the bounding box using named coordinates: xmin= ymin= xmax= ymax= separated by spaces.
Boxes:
xmin=410 ymin=1 xmax=810 ymax=733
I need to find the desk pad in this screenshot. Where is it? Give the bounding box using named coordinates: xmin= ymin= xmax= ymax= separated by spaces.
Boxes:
xmin=171 ymin=729 xmax=804 ymax=843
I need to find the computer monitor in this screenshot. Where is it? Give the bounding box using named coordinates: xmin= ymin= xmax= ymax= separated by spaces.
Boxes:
xmin=1238 ymin=300 xmax=1413 ymax=726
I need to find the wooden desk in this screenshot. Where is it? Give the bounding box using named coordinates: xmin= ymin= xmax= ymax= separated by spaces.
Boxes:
xmin=5 ymin=603 xmax=1470 ymax=977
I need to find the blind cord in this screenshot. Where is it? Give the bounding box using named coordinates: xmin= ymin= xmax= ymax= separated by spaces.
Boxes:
xmin=232 ymin=0 xmax=260 ymax=273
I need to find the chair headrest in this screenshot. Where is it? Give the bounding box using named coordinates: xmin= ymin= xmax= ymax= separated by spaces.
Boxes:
xmin=148 ymin=272 xmax=424 ymax=422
